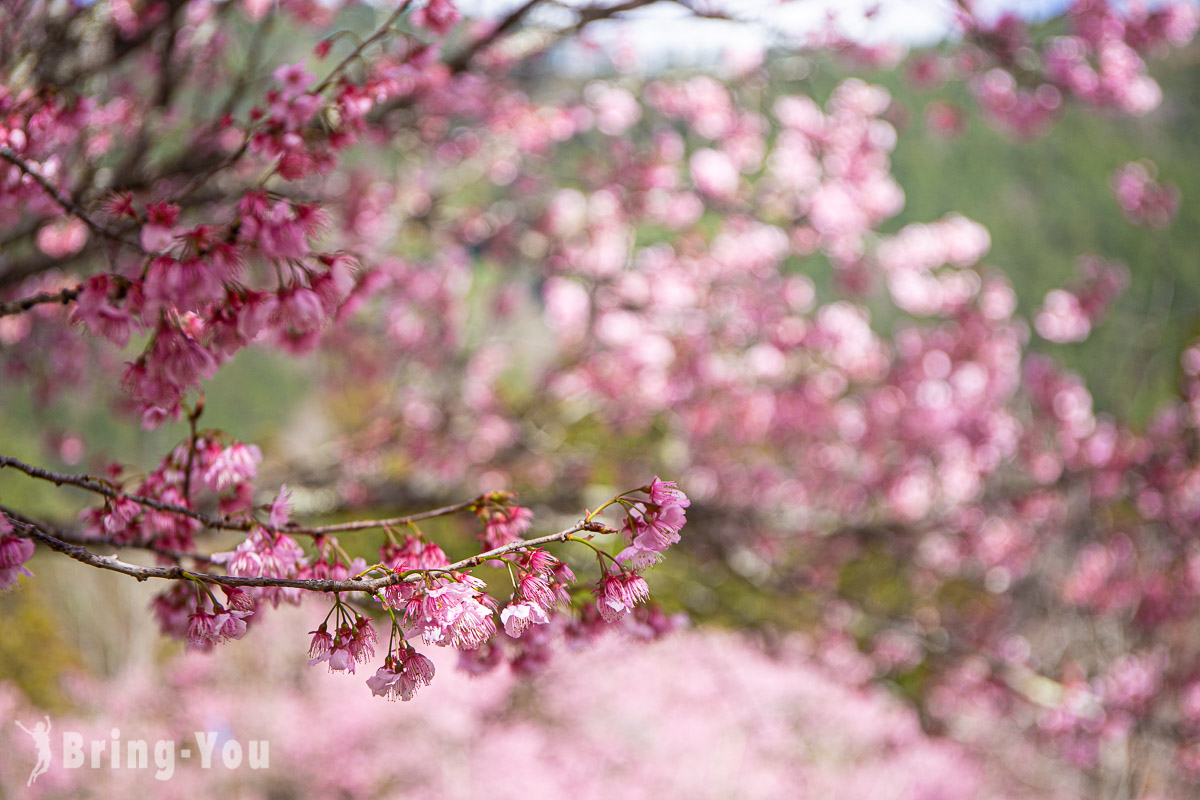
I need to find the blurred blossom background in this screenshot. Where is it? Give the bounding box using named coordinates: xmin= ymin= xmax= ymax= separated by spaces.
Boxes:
xmin=3 ymin=0 xmax=1200 ymax=797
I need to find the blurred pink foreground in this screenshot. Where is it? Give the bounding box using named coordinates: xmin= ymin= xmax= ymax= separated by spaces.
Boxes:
xmin=0 ymin=607 xmax=1078 ymax=799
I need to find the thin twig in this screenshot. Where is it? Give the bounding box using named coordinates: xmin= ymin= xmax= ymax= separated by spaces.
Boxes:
xmin=182 ymin=401 xmax=203 ymax=503
xmin=7 ymin=511 xmax=605 ymax=593
xmin=665 ymin=0 xmax=733 ymax=21
xmin=314 ymin=0 xmax=414 ymax=94
xmin=0 ymin=454 xmax=482 ymax=536
xmin=0 ymin=505 xmax=212 ymax=563
xmin=1 ymin=454 xmax=245 ymax=532
xmin=0 ymin=285 xmax=80 ymax=317
xmin=220 ymin=10 xmax=275 ymax=118
xmin=292 ymin=498 xmax=479 ymax=533
xmin=565 ymin=0 xmax=664 ymax=36
xmin=168 ymin=137 xmax=250 ymax=205
xmin=0 ymin=146 xmax=142 ymax=251
xmin=447 ymin=0 xmax=543 ymax=73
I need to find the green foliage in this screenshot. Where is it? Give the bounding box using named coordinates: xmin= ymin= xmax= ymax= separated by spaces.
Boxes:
xmin=885 ymin=47 xmax=1200 ymax=421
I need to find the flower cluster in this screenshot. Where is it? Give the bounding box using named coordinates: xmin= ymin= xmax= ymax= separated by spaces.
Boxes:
xmin=78 ymin=433 xmax=263 ymax=554
xmin=211 ymin=522 xmax=308 ymax=607
xmin=404 ymin=575 xmax=498 ymax=650
xmin=1 ymin=0 xmax=1199 ymax=790
xmin=474 ymin=493 xmax=534 ymax=549
xmin=308 ymin=616 xmax=377 ymax=674
xmin=301 ymin=481 xmax=685 ymax=699
xmin=500 ymin=549 xmax=572 ymax=638
xmin=957 ymin=1 xmax=1199 ymax=136
xmin=1110 ymin=160 xmax=1179 ymax=228
xmin=153 ymin=584 xmax=255 ymax=652
xmin=1034 ymin=256 xmax=1128 ymax=344
xmin=618 ymin=477 xmax=690 ymax=568
xmin=366 ymin=643 xmax=437 ymax=701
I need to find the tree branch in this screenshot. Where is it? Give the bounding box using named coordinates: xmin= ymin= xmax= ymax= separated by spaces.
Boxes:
xmin=314 ymin=0 xmax=415 ymax=94
xmin=447 ymin=0 xmax=543 ymax=73
xmin=0 ymin=285 xmax=80 ymax=318
xmin=0 ymin=146 xmax=143 ymax=251
xmin=290 ymin=498 xmax=481 ymax=534
xmin=5 ymin=509 xmax=606 ymax=593
xmin=219 ymin=10 xmax=276 ymax=118
xmin=0 ymin=454 xmax=484 ymax=536
xmin=0 ymin=454 xmax=246 ymax=532
xmin=0 ymin=505 xmax=212 ymax=564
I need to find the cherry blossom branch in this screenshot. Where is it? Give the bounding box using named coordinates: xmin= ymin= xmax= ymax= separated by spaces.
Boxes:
xmin=7 ymin=510 xmax=607 ymax=593
xmin=665 ymin=0 xmax=734 ymax=19
xmin=314 ymin=0 xmax=414 ymax=94
xmin=0 ymin=454 xmax=245 ymax=531
xmin=0 ymin=270 xmax=134 ymax=317
xmin=0 ymin=146 xmax=142 ymax=251
xmin=425 ymin=519 xmax=614 ymax=577
xmin=0 ymin=505 xmax=212 ymax=564
xmin=0 ymin=454 xmax=488 ymax=536
xmin=285 ymin=498 xmax=481 ymax=534
xmin=0 ymin=285 xmax=80 ymax=317
xmin=447 ymin=0 xmax=542 ymax=72
xmin=164 ymin=3 xmax=414 ymax=206
xmin=182 ymin=401 xmax=203 ymax=503
xmin=566 ymin=0 xmax=666 ymax=35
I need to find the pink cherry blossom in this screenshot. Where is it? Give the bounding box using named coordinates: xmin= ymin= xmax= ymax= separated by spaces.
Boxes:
xmin=35 ymin=217 xmax=88 ymax=257
xmin=269 ymin=485 xmax=294 ymax=528
xmin=412 ymin=0 xmax=460 ymax=36
xmin=405 ymin=576 xmax=497 ymax=650
xmin=594 ymin=572 xmax=651 ymax=623
xmin=273 ymin=62 xmax=316 ymax=100
xmin=689 ymin=148 xmax=739 ymax=199
xmin=1111 ymin=160 xmax=1179 ymax=227
xmin=366 ymin=645 xmax=437 ymax=701
xmin=500 ymin=600 xmax=550 ymax=639
xmin=0 ymin=526 xmax=35 ymax=591
xmin=203 ymin=442 xmax=263 ymax=492
xmin=479 ymin=504 xmax=533 ymax=549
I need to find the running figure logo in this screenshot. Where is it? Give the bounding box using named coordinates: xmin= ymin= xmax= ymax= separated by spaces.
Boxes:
xmin=15 ymin=716 xmax=51 ymax=786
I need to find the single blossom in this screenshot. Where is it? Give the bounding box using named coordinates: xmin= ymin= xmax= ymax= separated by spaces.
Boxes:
xmin=594 ymin=572 xmax=651 ymax=623
xmin=500 ymin=600 xmax=550 ymax=639
xmin=273 ymin=61 xmax=315 ymax=100
xmin=366 ymin=646 xmax=437 ymax=701
xmin=0 ymin=526 xmax=35 ymax=591
xmin=412 ymin=0 xmax=461 ymax=35
xmin=307 ymin=618 xmax=376 ymax=673
xmin=647 ymin=477 xmax=691 ymax=509
xmin=269 ymin=485 xmax=294 ymax=528
xmin=140 ymin=201 xmax=180 ymax=252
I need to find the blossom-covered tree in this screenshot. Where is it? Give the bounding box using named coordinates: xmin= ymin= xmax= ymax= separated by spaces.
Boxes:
xmin=2 ymin=0 xmax=1199 ymax=795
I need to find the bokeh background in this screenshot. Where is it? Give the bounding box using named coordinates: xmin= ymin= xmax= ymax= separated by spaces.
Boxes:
xmin=2 ymin=1 xmax=1199 ymax=797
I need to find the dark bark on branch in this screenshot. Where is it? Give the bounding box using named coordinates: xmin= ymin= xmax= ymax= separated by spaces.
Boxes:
xmin=3 ymin=507 xmax=605 ymax=594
